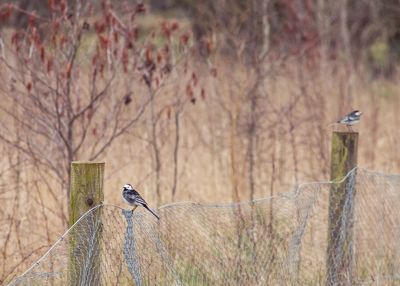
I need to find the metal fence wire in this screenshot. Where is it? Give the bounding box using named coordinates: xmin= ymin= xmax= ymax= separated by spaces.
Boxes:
xmin=8 ymin=168 xmax=400 ymax=285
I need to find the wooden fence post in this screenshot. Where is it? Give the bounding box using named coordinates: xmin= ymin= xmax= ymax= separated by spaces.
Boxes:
xmin=326 ymin=131 xmax=358 ymax=286
xmin=69 ymin=161 xmax=105 ymax=285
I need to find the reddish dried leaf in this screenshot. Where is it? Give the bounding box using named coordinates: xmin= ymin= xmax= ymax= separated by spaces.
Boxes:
xmin=166 ymin=106 xmax=171 ymax=119
xmin=92 ymin=54 xmax=98 ymax=65
xmin=113 ymin=31 xmax=119 ymax=43
xmin=205 ymin=38 xmax=213 ymax=55
xmin=99 ymin=63 xmax=104 ymax=77
xmin=60 ymin=0 xmax=67 ymax=13
xmin=66 ymin=62 xmax=72 ymax=78
xmin=171 ymin=21 xmax=179 ymax=31
xmin=99 ymin=35 xmax=109 ymax=49
xmin=161 ymin=21 xmax=171 ymax=39
xmin=40 ymin=46 xmax=45 ymax=62
xmin=180 ymin=33 xmax=190 ymax=45
xmin=47 ymin=57 xmax=53 ymax=73
xmin=157 ymin=51 xmax=162 ymax=63
xmin=201 ymin=88 xmax=206 ymax=100
xmin=145 ymin=47 xmax=153 ymax=65
xmin=111 ymin=15 xmax=117 ymax=27
xmin=11 ymin=32 xmax=19 ymax=46
xmin=136 ymin=3 xmax=146 ymax=13
xmin=28 ymin=13 xmax=35 ymax=27
xmin=134 ymin=27 xmax=139 ymax=40
xmin=124 ymin=94 xmax=132 ymax=105
xmin=48 ymin=0 xmax=55 ymax=10
xmin=53 ymin=20 xmax=60 ymax=32
xmin=0 ymin=4 xmax=13 ymax=22
xmin=192 ymin=72 xmax=198 ymax=86
xmin=122 ymin=49 xmax=129 ymax=72
xmin=94 ymin=20 xmax=106 ymax=34
xmin=163 ymin=44 xmax=170 ymax=54
xmin=186 ymin=84 xmax=193 ymax=98
xmin=105 ymin=12 xmax=111 ymax=26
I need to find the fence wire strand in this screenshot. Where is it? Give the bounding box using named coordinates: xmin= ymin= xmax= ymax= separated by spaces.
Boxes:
xmin=8 ymin=168 xmax=400 ymax=285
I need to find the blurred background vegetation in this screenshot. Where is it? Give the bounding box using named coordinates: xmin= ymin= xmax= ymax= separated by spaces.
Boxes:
xmin=2 ymin=0 xmax=400 ymax=75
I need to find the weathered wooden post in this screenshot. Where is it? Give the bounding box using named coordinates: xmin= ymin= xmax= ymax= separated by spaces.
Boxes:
xmin=326 ymin=132 xmax=358 ymax=286
xmin=69 ymin=161 xmax=104 ymax=285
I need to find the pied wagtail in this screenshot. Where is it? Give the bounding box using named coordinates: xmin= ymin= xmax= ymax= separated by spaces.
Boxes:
xmin=335 ymin=110 xmax=362 ymax=131
xmin=122 ymin=184 xmax=160 ymax=220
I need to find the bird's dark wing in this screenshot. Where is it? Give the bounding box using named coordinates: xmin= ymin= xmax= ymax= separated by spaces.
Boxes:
xmin=348 ymin=114 xmax=358 ymax=121
xmin=134 ymin=194 xmax=148 ymax=206
xmin=123 ymin=190 xmax=143 ymax=203
xmin=130 ymin=189 xmax=148 ymax=203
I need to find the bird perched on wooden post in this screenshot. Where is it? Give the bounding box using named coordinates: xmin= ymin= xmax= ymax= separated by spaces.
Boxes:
xmin=335 ymin=110 xmax=362 ymax=131
xmin=122 ymin=184 xmax=160 ymax=220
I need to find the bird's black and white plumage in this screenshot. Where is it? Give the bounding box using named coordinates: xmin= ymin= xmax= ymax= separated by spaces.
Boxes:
xmin=122 ymin=184 xmax=160 ymax=220
xmin=336 ymin=110 xmax=362 ymax=130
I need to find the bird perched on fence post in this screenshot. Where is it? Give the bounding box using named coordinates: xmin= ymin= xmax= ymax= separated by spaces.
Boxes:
xmin=335 ymin=110 xmax=363 ymax=131
xmin=122 ymin=184 xmax=160 ymax=220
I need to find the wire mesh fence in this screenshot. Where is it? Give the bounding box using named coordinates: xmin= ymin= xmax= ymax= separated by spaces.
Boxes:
xmin=8 ymin=168 xmax=400 ymax=285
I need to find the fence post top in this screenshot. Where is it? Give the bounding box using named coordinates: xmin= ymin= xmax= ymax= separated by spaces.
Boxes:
xmin=332 ymin=131 xmax=359 ymax=135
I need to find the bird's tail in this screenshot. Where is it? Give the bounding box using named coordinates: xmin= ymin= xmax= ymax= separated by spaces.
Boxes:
xmin=143 ymin=204 xmax=160 ymax=220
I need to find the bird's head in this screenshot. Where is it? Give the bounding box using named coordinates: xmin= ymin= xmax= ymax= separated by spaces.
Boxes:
xmin=352 ymin=110 xmax=362 ymax=117
xmin=123 ymin=184 xmax=134 ymax=191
